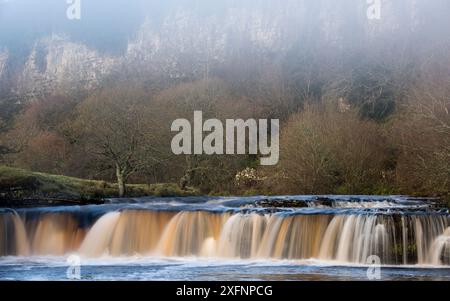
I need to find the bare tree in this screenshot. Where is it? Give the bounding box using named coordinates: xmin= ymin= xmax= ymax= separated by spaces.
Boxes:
xmin=71 ymin=86 xmax=163 ymax=196
xmin=392 ymin=64 xmax=450 ymax=199
xmin=277 ymin=103 xmax=390 ymax=194
xmin=0 ymin=117 xmax=11 ymax=162
xmin=152 ymin=79 xmax=254 ymax=193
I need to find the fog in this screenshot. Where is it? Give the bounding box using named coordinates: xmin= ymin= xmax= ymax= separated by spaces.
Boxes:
xmin=1 ymin=0 xmax=449 ymax=54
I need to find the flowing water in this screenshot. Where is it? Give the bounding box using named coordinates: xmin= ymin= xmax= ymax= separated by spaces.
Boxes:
xmin=0 ymin=195 xmax=449 ymax=280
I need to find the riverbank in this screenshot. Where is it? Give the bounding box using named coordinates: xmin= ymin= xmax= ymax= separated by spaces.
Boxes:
xmin=0 ymin=166 xmax=198 ymax=207
xmin=1 ymin=166 xmax=448 ymax=208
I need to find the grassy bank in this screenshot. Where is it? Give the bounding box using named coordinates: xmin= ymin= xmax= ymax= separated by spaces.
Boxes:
xmin=0 ymin=166 xmax=198 ymax=201
xmin=0 ymin=166 xmax=448 ymax=208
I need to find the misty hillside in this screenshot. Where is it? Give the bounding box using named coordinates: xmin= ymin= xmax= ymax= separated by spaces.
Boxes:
xmin=0 ymin=0 xmax=449 ymax=103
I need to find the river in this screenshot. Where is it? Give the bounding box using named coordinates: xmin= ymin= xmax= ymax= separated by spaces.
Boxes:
xmin=1 ymin=195 xmax=449 ymax=280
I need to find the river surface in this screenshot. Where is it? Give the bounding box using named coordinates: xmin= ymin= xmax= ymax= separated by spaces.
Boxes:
xmin=0 ymin=195 xmax=449 ymax=281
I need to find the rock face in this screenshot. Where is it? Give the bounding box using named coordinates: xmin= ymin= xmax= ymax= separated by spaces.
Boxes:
xmin=14 ymin=35 xmax=116 ymax=99
xmin=0 ymin=50 xmax=8 ymax=82
xmin=0 ymin=0 xmax=446 ymax=102
xmin=3 ymin=4 xmax=302 ymax=101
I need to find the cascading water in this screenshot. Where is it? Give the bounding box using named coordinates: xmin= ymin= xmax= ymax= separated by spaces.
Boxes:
xmin=1 ymin=196 xmax=449 ymax=267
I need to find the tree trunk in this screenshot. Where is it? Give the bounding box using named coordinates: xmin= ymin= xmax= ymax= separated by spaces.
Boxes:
xmin=116 ymin=164 xmax=126 ymax=197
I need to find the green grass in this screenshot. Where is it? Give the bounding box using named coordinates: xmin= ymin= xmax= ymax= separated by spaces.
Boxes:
xmin=0 ymin=166 xmax=198 ymax=200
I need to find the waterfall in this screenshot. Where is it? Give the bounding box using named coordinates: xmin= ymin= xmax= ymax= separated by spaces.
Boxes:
xmin=79 ymin=212 xmax=121 ymax=257
xmin=428 ymin=227 xmax=450 ymax=265
xmin=0 ymin=211 xmax=30 ymax=256
xmin=1 ymin=209 xmax=449 ymax=265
